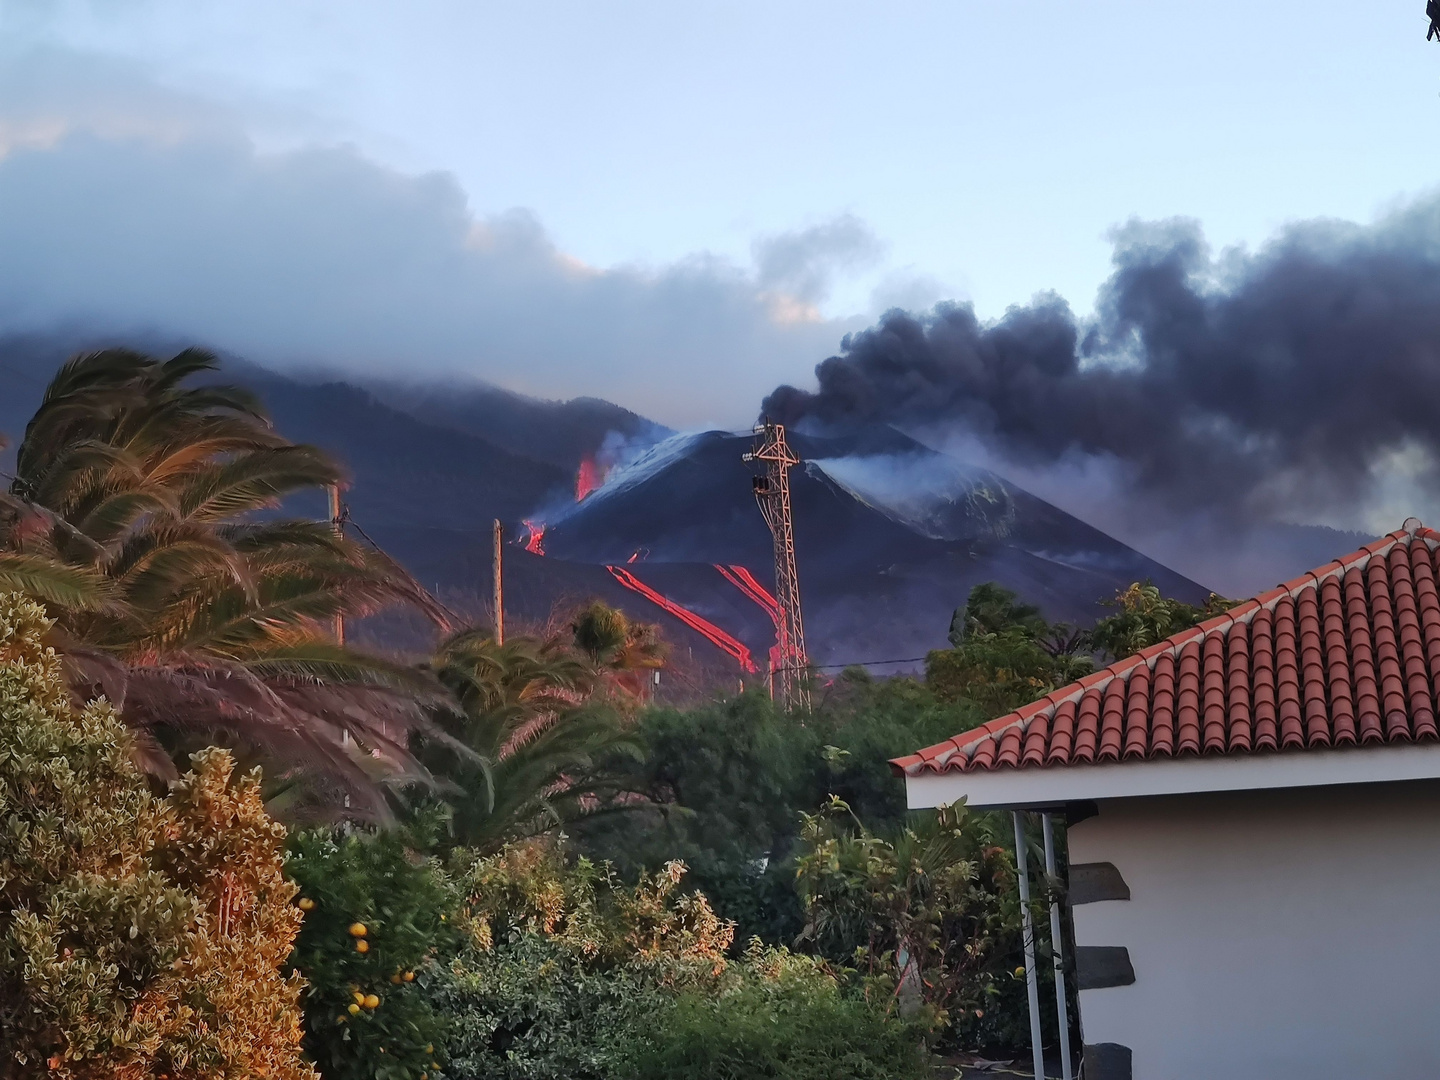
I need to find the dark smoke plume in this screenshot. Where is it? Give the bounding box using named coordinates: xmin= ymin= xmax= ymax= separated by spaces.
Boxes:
xmin=763 ymin=202 xmax=1440 ymax=525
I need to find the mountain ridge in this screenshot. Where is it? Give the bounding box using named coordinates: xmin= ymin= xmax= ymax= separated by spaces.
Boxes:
xmin=0 ymin=332 xmax=1383 ymax=680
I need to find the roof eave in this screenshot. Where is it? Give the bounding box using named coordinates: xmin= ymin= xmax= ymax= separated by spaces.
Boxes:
xmin=904 ymin=741 xmax=1440 ymax=811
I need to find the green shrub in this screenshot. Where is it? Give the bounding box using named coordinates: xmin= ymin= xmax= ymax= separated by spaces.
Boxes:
xmin=574 ymin=691 xmax=820 ymax=943
xmin=0 ymin=593 xmax=315 ymax=1080
xmin=576 ymin=678 xmax=990 ymax=943
xmin=431 ymin=933 xmax=659 ymax=1080
xmin=433 ymin=841 xmax=733 ymax=1080
xmin=286 ymin=828 xmax=458 ymax=1080
xmin=615 ymin=942 xmax=930 ymax=1080
xmin=811 ymin=669 xmax=988 ymax=830
xmin=794 ymin=796 xmax=1031 ymax=1052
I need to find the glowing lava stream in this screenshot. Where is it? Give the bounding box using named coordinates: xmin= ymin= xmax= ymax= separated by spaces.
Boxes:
xmin=575 ymin=455 xmax=603 ymax=501
xmin=716 ymin=564 xmax=786 ymax=677
xmin=715 ymin=564 xmax=780 ymax=620
xmin=606 ymin=566 xmax=758 ymax=673
xmin=522 ymin=520 xmax=546 ymax=555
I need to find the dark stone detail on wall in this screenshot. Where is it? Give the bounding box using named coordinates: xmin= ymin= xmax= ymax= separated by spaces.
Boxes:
xmin=1069 ymin=862 xmax=1130 ymax=904
xmin=1083 ymin=1042 xmax=1132 ymax=1080
xmin=1075 ymin=946 xmax=1135 ymax=989
xmin=1065 ymin=799 xmax=1099 ymax=825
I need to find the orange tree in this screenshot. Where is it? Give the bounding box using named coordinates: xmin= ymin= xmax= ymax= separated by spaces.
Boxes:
xmin=0 ymin=592 xmax=313 ymax=1080
xmin=285 ymin=828 xmax=459 ymax=1080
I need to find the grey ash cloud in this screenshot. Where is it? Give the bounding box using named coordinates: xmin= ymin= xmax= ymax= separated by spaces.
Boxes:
xmin=762 ymin=203 xmax=1440 ymax=527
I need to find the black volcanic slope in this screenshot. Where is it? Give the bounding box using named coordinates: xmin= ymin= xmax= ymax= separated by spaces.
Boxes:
xmin=538 ymin=427 xmax=1208 ymax=669
xmin=0 ymin=334 xmax=1211 ymax=677
xmin=361 ymin=379 xmax=671 ymax=471
xmin=246 ymin=373 xmax=573 ymax=532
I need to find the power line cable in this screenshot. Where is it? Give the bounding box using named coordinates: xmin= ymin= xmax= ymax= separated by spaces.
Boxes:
xmin=339 ymin=508 xmax=463 ymax=625
xmin=0 ymin=359 xmax=47 ymax=388
xmin=773 ymin=656 xmax=930 ymax=673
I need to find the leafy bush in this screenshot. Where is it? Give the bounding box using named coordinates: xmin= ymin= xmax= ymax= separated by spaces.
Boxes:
xmin=0 ymin=593 xmax=314 ymax=1080
xmin=794 ymin=796 xmax=1034 ymax=1051
xmin=574 ymin=692 xmax=820 ymax=942
xmin=927 ymin=582 xmax=1093 ymax=716
xmin=433 ymin=841 xmax=733 ymax=1080
xmin=432 ymin=933 xmax=659 ymax=1080
xmin=286 ymin=828 xmax=458 ymax=1080
xmin=577 ymin=676 xmax=989 ymax=941
xmin=1090 ymin=581 xmax=1234 ymax=661
xmin=615 ymin=942 xmax=930 ymax=1080
xmin=810 ymin=669 xmax=988 ymax=830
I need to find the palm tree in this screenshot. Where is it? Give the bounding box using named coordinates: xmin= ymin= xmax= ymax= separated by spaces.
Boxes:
xmin=417 ymin=627 xmax=639 ymax=852
xmin=571 ymin=600 xmax=667 ymax=702
xmin=0 ymin=347 xmax=454 ymax=819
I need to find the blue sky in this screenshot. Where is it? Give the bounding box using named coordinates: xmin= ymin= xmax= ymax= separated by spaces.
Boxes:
xmin=1 ymin=0 xmax=1437 ymax=426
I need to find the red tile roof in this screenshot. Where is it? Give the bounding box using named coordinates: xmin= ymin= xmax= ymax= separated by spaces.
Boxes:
xmin=892 ymin=524 xmax=1440 ymax=777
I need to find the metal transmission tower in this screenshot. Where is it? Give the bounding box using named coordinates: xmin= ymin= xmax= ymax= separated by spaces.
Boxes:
xmin=744 ymin=420 xmax=810 ymax=711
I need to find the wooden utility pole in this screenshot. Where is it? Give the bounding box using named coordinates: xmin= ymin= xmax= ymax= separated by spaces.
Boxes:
xmin=328 ymin=484 xmax=345 ymax=646
xmin=493 ymin=518 xmax=505 ymax=644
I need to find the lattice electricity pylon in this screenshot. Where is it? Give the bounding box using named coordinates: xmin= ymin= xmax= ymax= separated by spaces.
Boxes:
xmin=744 ymin=420 xmax=810 ymax=712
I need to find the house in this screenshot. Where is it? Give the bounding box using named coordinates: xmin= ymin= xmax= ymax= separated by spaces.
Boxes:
xmin=892 ymin=522 xmax=1440 ymax=1080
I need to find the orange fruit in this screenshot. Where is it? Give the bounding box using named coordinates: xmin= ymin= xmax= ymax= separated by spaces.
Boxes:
xmin=355 ymin=940 xmax=370 ymax=954
xmin=297 ymin=897 xmax=315 ymax=911
xmin=347 ymin=1004 xmax=360 ymax=1015
xmin=404 ymin=971 xmax=415 ymax=982
xmin=364 ymin=994 xmax=380 ymax=1009
xmin=348 ymin=922 xmax=368 ymax=938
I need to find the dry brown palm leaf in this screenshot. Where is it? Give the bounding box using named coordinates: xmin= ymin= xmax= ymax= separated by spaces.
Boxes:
xmin=61 ymin=643 xmax=477 ymax=823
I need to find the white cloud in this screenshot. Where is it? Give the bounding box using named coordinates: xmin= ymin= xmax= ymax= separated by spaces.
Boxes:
xmin=0 ymin=45 xmax=866 ymax=426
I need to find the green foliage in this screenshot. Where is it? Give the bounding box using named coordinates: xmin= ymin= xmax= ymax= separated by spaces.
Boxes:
xmin=418 ymin=628 xmax=636 ymax=853
xmin=433 ymin=933 xmax=659 ymax=1080
xmin=0 ymin=346 xmax=455 ymax=822
xmin=948 ymin=582 xmax=1046 ymax=646
xmin=615 ymin=941 xmax=930 ymax=1080
xmin=286 ymin=828 xmax=458 ymax=1080
xmin=433 ymin=841 xmax=734 ymax=1080
xmin=576 ymin=675 xmax=989 ymax=942
xmin=1090 ymin=581 xmax=1235 ymax=661
xmin=570 ymin=600 xmax=667 ymax=701
xmin=0 ymin=592 xmax=314 ymax=1080
xmin=571 ymin=601 xmax=631 ymax=664
xmin=928 ymin=582 xmax=1093 ymax=716
xmin=813 ymin=669 xmax=989 ymax=829
xmin=574 ymin=692 xmax=820 ymax=943
xmin=794 ymin=798 xmax=1018 ymax=1034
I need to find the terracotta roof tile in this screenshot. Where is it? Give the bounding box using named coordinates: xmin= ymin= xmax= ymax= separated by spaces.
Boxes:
xmin=891 ymin=525 xmax=1440 ymax=777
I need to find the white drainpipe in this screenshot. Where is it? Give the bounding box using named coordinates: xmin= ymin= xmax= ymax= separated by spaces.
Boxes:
xmin=1014 ymin=810 xmax=1046 ymax=1080
xmin=1043 ymin=812 xmax=1074 ymax=1080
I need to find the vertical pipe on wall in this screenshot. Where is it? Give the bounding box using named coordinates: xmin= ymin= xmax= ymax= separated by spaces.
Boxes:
xmin=1014 ymin=810 xmax=1046 ymax=1080
xmin=1043 ymin=812 xmax=1073 ymax=1080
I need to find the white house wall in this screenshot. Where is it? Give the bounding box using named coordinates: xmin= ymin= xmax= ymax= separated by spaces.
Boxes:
xmin=1066 ymin=780 xmax=1440 ymax=1080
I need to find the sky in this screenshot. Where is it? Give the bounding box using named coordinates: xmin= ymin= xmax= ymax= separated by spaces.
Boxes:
xmin=0 ymin=0 xmax=1438 ymax=430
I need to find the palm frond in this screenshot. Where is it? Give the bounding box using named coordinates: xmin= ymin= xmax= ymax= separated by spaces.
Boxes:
xmin=7 ymin=345 xmax=458 ymax=824
xmin=179 ymin=444 xmax=346 ymax=522
xmin=0 ymin=554 xmax=117 ymax=612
